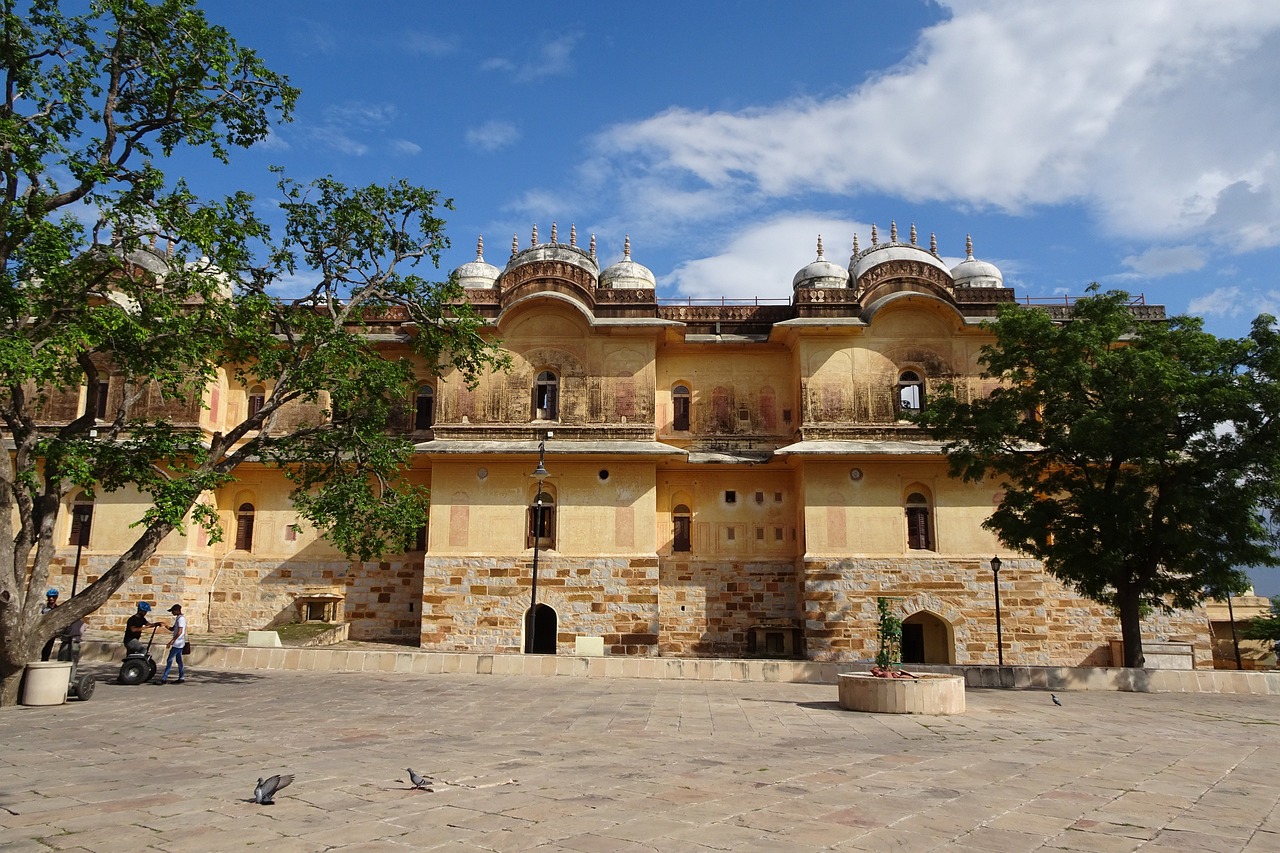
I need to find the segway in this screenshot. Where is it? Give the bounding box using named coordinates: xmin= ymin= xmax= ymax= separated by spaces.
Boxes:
xmin=56 ymin=632 xmax=95 ymax=700
xmin=118 ymin=625 xmax=160 ymax=685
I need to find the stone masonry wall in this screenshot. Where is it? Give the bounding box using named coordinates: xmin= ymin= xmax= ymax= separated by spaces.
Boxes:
xmin=420 ymin=554 xmax=660 ymax=654
xmin=658 ymin=558 xmax=800 ymax=657
xmin=803 ymin=556 xmax=1214 ymax=667
xmin=48 ymin=549 xmax=423 ymax=643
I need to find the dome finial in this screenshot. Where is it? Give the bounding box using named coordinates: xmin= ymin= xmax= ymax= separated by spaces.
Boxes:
xmin=476 ymin=235 xmax=485 ymax=261
xmin=590 ymin=233 xmax=597 ymax=260
xmin=930 ymin=232 xmax=937 ymax=255
xmin=511 ymin=233 xmax=519 ymax=257
xmin=623 ymin=234 xmax=631 ymax=259
xmin=816 ymin=234 xmax=824 ymax=259
xmin=965 ymin=234 xmax=974 ymax=260
xmin=570 ymin=224 xmax=577 ymax=247
xmin=910 ymin=223 xmax=917 ymax=245
xmin=531 ymin=224 xmax=539 ymax=246
xmin=550 ymin=221 xmax=557 ymax=243
xmin=852 ymin=233 xmax=860 ymax=255
xmin=871 ymin=223 xmax=879 ymax=245
xmin=890 ymin=221 xmax=898 ymax=243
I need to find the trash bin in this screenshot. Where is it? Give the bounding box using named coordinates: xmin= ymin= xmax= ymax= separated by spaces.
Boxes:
xmin=22 ymin=661 xmax=71 ymax=706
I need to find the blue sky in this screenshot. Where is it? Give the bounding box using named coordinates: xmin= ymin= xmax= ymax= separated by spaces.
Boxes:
xmin=175 ymin=0 xmax=1280 ymax=596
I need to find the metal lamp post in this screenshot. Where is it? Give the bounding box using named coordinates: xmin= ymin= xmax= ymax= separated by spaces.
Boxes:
xmin=991 ymin=555 xmax=1004 ymax=667
xmin=525 ymin=434 xmax=550 ymax=654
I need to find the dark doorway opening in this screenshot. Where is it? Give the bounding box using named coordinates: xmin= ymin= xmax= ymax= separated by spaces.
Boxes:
xmin=901 ymin=623 xmax=925 ymax=664
xmin=526 ymin=603 xmax=557 ymax=654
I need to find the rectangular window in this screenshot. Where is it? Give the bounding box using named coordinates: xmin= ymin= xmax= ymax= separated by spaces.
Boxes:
xmin=69 ymin=506 xmax=93 ymax=546
xmin=673 ymin=516 xmax=691 ymax=552
xmin=673 ymin=396 xmax=690 ymax=431
xmin=726 ymin=528 xmax=735 ymax=541
xmin=725 ymin=490 xmax=736 ymax=504
xmin=754 ymin=491 xmax=764 ymax=504
xmin=907 ymin=507 xmax=932 ymax=550
xmin=95 ymin=380 xmax=109 ymax=420
xmin=774 ymin=492 xmax=782 ymax=503
xmin=756 ymin=527 xmax=764 ymax=541
xmin=774 ymin=527 xmax=783 ymax=541
xmin=415 ymin=395 xmax=434 ymax=429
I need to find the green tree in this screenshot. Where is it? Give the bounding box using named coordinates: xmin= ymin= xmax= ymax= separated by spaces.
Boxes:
xmin=1242 ymin=600 xmax=1280 ymax=650
xmin=914 ymin=288 xmax=1280 ymax=668
xmin=0 ymin=0 xmax=503 ymax=704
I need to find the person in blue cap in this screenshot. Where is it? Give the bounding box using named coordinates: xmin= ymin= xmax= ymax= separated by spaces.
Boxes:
xmin=123 ymin=601 xmax=162 ymax=654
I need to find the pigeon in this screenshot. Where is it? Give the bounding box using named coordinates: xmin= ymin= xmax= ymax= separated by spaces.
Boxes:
xmin=406 ymin=768 xmax=431 ymax=790
xmin=1051 ymin=693 xmax=1063 ymax=706
xmin=254 ymin=774 xmax=294 ymax=805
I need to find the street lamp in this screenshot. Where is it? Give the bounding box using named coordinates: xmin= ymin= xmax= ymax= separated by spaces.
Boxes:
xmin=525 ymin=432 xmax=551 ymax=653
xmin=991 ymin=555 xmax=1004 ymax=667
xmin=69 ymin=504 xmax=92 ymax=597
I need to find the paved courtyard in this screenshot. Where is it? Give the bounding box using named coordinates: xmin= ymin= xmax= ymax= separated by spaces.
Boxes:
xmin=1 ymin=662 xmax=1278 ymax=852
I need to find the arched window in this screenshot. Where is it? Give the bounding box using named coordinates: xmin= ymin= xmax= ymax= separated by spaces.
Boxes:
xmin=235 ymin=503 xmax=256 ymax=551
xmin=526 ymin=491 xmax=556 ymax=549
xmin=69 ymin=495 xmax=94 ymax=546
xmin=905 ymin=492 xmax=932 ymax=550
xmin=414 ymin=385 xmax=435 ymax=429
xmin=534 ymin=371 xmax=559 ymax=420
xmin=897 ymin=370 xmax=925 ymax=412
xmin=672 ymin=385 xmax=691 ymax=431
xmin=247 ymin=385 xmax=266 ymax=419
xmin=673 ymin=504 xmax=692 ymax=552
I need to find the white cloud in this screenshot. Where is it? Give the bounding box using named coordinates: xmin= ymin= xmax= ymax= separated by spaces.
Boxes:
xmin=1121 ymin=246 xmax=1206 ymax=278
xmin=483 ymin=32 xmax=582 ymax=82
xmin=668 ymin=214 xmax=866 ymax=301
xmin=390 ymin=139 xmax=422 ymax=156
xmin=465 ymin=121 xmax=521 ymax=153
xmin=587 ymin=1 xmax=1280 ymax=253
xmin=1185 ymin=286 xmax=1280 ymax=320
xmin=1188 ymin=286 xmax=1244 ymax=318
xmin=404 ymin=31 xmax=457 ymax=58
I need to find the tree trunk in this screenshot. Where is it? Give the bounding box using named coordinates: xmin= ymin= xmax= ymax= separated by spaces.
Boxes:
xmin=0 ymin=634 xmax=39 ymax=706
xmin=1117 ymin=592 xmax=1146 ymax=668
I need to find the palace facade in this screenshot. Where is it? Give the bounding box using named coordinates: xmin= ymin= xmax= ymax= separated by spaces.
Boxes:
xmin=44 ymin=223 xmax=1230 ymax=668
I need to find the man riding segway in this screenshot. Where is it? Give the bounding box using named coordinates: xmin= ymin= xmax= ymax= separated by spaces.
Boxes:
xmin=118 ymin=601 xmax=163 ymax=685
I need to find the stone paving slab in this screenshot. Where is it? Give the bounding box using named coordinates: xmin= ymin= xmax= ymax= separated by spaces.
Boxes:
xmin=1 ymin=662 xmax=1278 ymax=851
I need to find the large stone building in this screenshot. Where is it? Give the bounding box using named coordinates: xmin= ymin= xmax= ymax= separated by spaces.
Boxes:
xmin=43 ymin=222 xmax=1230 ymax=668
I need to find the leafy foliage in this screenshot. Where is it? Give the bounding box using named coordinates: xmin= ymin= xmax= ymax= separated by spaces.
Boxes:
xmin=1242 ymin=600 xmax=1280 ymax=645
xmin=0 ymin=0 xmax=504 ymax=704
xmin=914 ymin=287 xmax=1280 ymax=667
xmin=874 ymin=597 xmax=903 ymax=671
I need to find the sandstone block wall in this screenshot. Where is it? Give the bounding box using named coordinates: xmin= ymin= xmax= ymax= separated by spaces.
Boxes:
xmin=803 ymin=556 xmax=1214 ymax=667
xmin=420 ymin=554 xmax=661 ymax=655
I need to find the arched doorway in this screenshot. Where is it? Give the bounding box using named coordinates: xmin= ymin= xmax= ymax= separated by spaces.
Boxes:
xmin=901 ymin=611 xmax=953 ymax=664
xmin=525 ymin=603 xmax=557 ymax=654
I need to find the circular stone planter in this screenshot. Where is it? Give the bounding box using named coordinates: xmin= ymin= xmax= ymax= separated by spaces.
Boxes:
xmin=838 ymin=672 xmax=966 ymax=715
xmin=21 ymin=661 xmax=72 ymax=706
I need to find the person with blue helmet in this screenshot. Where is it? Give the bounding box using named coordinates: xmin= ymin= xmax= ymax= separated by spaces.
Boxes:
xmin=123 ymin=600 xmax=161 ymax=653
xmin=39 ymin=589 xmax=60 ymax=661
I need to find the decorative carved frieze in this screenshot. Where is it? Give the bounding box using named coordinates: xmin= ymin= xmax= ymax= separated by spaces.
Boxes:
xmin=656 ymin=305 xmax=793 ymax=323
xmin=855 ymin=259 xmax=952 ymax=292
xmin=500 ymin=260 xmax=596 ymax=292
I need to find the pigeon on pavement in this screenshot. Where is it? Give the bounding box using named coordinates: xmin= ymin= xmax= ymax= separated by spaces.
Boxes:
xmin=1051 ymin=693 xmax=1063 ymax=706
xmin=407 ymin=768 xmax=431 ymax=790
xmin=254 ymin=774 xmax=294 ymax=805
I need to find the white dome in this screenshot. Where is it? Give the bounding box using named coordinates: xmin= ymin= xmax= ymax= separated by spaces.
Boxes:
xmin=454 ymin=236 xmax=501 ymax=289
xmin=851 ymin=223 xmax=950 ymax=282
xmin=599 ymin=235 xmax=656 ymax=290
xmin=949 ymin=235 xmax=1004 ymax=288
xmin=792 ymin=236 xmax=851 ymax=289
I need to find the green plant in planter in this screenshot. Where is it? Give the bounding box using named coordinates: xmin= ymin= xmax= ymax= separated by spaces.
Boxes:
xmin=874 ymin=597 xmax=903 ymax=674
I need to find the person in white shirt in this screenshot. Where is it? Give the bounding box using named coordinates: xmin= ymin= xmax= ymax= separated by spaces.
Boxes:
xmin=159 ymin=603 xmax=187 ymax=684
